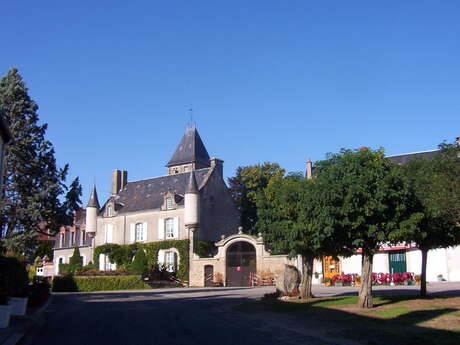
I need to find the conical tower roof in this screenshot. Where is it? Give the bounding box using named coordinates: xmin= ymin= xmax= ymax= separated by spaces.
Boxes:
xmin=87 ymin=185 xmax=100 ymax=209
xmin=166 ymin=127 xmax=210 ymax=167
xmin=185 ymin=171 xmax=199 ymax=194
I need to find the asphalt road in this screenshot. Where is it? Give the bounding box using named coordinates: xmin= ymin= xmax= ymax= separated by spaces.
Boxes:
xmin=22 ymin=283 xmax=460 ymax=345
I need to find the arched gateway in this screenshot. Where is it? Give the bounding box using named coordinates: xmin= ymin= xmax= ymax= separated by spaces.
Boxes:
xmin=226 ymin=241 xmax=256 ymax=287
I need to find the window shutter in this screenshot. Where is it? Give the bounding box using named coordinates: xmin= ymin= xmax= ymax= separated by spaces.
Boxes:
xmin=130 ymin=223 xmax=135 ymax=243
xmin=99 ymin=254 xmax=105 ymax=271
xmin=143 ymin=222 xmax=148 ymax=241
xmin=158 ymin=249 xmax=165 ymax=265
xmin=173 ymin=217 xmax=179 ymax=239
xmin=158 ymin=218 xmax=164 ymax=239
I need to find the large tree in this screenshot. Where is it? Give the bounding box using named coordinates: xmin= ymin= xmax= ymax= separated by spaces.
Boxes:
xmin=257 ymin=172 xmax=351 ymax=299
xmin=396 ymin=143 xmax=460 ymax=297
xmin=0 ymin=68 xmax=81 ymax=255
xmin=228 ymin=162 xmax=284 ymax=233
xmin=314 ymin=148 xmax=418 ymax=308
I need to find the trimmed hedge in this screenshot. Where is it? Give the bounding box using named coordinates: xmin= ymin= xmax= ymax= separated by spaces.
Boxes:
xmin=52 ymin=275 xmax=151 ymax=292
xmin=93 ymin=240 xmax=190 ymax=281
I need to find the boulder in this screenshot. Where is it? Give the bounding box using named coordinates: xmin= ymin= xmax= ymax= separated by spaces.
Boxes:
xmin=275 ymin=264 xmax=300 ymax=296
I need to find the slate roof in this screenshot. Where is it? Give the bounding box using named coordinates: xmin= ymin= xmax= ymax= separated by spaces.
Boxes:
xmin=387 ymin=149 xmax=439 ymax=165
xmin=166 ymin=127 xmax=211 ymax=167
xmin=114 ymin=168 xmax=211 ymax=213
xmin=87 ymin=185 xmax=100 ymax=208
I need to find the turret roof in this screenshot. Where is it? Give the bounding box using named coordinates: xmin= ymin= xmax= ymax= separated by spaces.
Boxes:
xmin=166 ymin=127 xmax=211 ymax=167
xmin=185 ymin=171 xmax=199 ymax=194
xmin=87 ymin=185 xmax=100 ymax=208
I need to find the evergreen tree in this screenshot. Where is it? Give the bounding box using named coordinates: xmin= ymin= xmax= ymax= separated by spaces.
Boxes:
xmin=0 ymin=68 xmax=80 ymax=254
xmin=130 ymin=248 xmax=148 ymax=275
xmin=69 ymin=247 xmax=82 ymax=272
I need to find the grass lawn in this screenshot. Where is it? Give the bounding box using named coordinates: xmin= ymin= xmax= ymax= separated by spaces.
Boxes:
xmin=235 ymin=294 xmax=460 ymax=345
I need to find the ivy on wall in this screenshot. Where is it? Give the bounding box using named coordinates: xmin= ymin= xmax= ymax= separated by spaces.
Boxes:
xmin=93 ymin=240 xmax=190 ymax=281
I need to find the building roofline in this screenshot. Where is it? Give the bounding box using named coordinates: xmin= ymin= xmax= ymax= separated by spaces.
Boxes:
xmin=386 ymin=149 xmax=439 ymax=158
xmin=125 ymin=167 xmax=211 ymax=184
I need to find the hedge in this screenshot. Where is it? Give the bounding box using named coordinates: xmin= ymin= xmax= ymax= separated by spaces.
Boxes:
xmin=93 ymin=240 xmax=190 ymax=281
xmin=52 ymin=275 xmax=151 ymax=292
xmin=0 ymin=256 xmax=29 ymax=296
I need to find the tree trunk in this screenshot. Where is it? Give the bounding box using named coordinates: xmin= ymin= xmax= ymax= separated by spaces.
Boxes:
xmin=420 ymin=247 xmax=428 ymax=297
xmin=300 ymin=255 xmax=315 ymax=299
xmin=358 ymin=250 xmax=374 ymax=308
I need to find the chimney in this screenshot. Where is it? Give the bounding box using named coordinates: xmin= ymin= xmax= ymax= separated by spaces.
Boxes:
xmin=112 ymin=169 xmax=128 ymax=195
xmin=305 ymin=159 xmax=313 ymax=179
xmin=210 ymin=158 xmax=224 ymax=177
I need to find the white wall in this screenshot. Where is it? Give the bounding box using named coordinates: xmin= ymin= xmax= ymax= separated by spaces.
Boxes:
xmin=446 ymin=246 xmax=460 ymax=281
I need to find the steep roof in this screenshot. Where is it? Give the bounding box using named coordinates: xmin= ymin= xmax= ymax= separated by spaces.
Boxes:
xmin=87 ymin=185 xmax=100 ymax=208
xmin=166 ymin=127 xmax=211 ymax=167
xmin=114 ymin=168 xmax=211 ymax=213
xmin=387 ymin=149 xmax=439 ymax=165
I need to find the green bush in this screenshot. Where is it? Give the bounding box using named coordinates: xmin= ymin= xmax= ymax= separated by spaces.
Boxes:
xmin=0 ymin=256 xmax=29 ymax=297
xmin=131 ymin=249 xmax=148 ymax=274
xmin=69 ymin=247 xmax=83 ymax=272
xmin=52 ymin=275 xmax=151 ymax=292
xmin=59 ymin=263 xmax=72 ymax=275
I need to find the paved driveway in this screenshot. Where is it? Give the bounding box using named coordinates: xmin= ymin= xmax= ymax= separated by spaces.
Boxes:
xmin=23 ymin=282 xmax=460 ymax=345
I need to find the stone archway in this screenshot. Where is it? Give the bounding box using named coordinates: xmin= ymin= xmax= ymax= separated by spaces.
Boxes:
xmin=226 ymin=241 xmax=256 ymax=287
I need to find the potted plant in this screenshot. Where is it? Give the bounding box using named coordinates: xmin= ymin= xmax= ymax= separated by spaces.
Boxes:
xmin=213 ymin=272 xmax=224 ymax=287
xmin=0 ymin=290 xmax=11 ymax=328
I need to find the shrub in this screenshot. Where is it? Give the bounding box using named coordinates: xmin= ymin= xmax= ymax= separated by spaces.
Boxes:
xmin=28 ymin=277 xmax=50 ymax=307
xmin=130 ymin=249 xmax=148 ymax=275
xmin=52 ymin=275 xmax=151 ymax=292
xmin=59 ymin=263 xmax=72 ymax=275
xmin=69 ymin=247 xmax=83 ymax=272
xmin=0 ymin=256 xmax=29 ymax=297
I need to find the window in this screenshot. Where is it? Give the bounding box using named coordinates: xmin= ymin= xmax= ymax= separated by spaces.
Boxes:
xmin=105 ymin=224 xmax=113 ymax=243
xmin=135 ymin=223 xmax=145 ymax=242
xmin=166 ymin=197 xmax=173 ymax=210
xmin=107 ymin=205 xmax=113 ymax=217
xmin=165 ymin=251 xmax=177 ymax=272
xmin=60 ymin=233 xmax=64 ymax=247
xmin=71 ymin=232 xmax=75 ymax=246
xmin=165 ymin=218 xmax=174 ymax=239
xmin=81 ymin=230 xmax=86 ymax=245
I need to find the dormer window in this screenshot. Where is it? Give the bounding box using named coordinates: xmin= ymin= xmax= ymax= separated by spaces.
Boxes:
xmin=166 ymin=197 xmax=173 ymax=210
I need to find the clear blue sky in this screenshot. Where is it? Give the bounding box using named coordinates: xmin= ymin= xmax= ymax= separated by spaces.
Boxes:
xmin=1 ymin=1 xmax=459 ymax=203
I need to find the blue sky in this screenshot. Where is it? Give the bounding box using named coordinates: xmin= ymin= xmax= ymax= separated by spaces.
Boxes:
xmin=1 ymin=1 xmax=459 ymax=203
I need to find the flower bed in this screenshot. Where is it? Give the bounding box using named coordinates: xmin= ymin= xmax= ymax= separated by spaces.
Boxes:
xmin=329 ymin=272 xmax=415 ymax=286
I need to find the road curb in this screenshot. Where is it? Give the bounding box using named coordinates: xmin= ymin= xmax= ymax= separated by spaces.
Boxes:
xmin=1 ymin=295 xmax=53 ymax=345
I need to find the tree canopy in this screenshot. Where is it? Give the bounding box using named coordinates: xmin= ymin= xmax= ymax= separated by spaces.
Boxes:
xmin=228 ymin=162 xmax=284 ymax=233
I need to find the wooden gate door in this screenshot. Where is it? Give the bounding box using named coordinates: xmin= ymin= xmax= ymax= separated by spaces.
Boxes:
xmin=226 ymin=241 xmax=256 ymax=287
xmin=388 ymin=251 xmax=407 ymax=274
xmin=322 ymin=256 xmax=341 ymax=280
xmin=204 ymin=265 xmax=214 ymax=287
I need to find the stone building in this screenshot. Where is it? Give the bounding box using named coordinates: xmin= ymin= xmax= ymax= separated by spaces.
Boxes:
xmin=53 ymin=126 xmax=294 ymax=286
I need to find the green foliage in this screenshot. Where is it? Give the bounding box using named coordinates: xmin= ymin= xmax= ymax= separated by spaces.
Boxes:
xmin=0 ymin=256 xmax=29 ymax=296
xmin=313 ymin=148 xmax=418 ymax=254
xmin=69 ymin=247 xmax=83 ymax=272
xmin=52 ymin=275 xmax=150 ymax=292
xmin=193 ymin=241 xmax=215 ymax=258
xmin=93 ymin=240 xmax=190 ymax=281
xmin=228 ymin=162 xmax=285 ymax=233
xmin=59 ymin=263 xmax=72 ymax=275
xmin=34 ymin=241 xmax=54 ymax=260
xmin=130 ymin=248 xmax=148 ymax=274
xmin=0 ymin=68 xmax=81 ymax=254
xmin=257 ymin=172 xmax=348 ymax=258
xmin=397 ymin=143 xmax=460 ymax=250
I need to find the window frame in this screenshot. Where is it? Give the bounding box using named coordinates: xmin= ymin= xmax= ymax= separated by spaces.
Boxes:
xmin=166 ymin=197 xmax=173 ymax=210
xmin=135 ymin=222 xmax=145 ymax=242
xmin=164 ymin=218 xmax=174 ymax=239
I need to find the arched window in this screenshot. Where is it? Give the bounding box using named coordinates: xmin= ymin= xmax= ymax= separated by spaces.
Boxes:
xmin=135 ymin=222 xmax=145 ymax=242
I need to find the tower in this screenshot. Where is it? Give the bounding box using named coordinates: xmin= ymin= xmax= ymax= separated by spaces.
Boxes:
xmin=85 ymin=185 xmax=100 ymax=238
xmin=184 ymin=170 xmax=199 ymax=228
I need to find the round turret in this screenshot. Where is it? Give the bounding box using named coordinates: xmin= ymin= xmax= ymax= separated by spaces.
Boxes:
xmin=86 ymin=185 xmax=100 ymax=236
xmin=184 ymin=171 xmax=199 ymax=227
